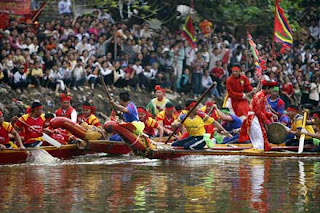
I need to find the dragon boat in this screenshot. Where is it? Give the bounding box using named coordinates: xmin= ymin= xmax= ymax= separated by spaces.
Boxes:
xmin=103 ymin=121 xmax=320 ymax=160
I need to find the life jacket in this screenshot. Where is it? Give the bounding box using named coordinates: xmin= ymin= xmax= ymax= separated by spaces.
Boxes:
xmin=55 ymin=107 xmax=75 ymax=119
xmin=0 ymin=122 xmax=13 ymax=144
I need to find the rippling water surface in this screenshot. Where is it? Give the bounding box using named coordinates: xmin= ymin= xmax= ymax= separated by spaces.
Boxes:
xmin=0 ymin=154 xmax=320 ymax=212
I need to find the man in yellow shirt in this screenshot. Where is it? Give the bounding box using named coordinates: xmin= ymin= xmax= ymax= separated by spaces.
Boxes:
xmin=30 ymin=61 xmax=43 ymax=87
xmin=171 ymin=100 xmax=230 ymax=150
xmin=285 ymin=105 xmax=315 ymax=146
xmin=146 ymin=85 xmax=170 ymax=117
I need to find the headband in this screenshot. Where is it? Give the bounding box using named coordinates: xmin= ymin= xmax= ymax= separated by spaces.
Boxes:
xmin=187 ymin=102 xmax=197 ymax=110
xmin=60 ymin=93 xmax=72 ymax=102
xmin=231 ymin=66 xmax=241 ymax=71
xmin=287 ymin=107 xmax=298 ymax=113
xmin=205 ymin=101 xmax=214 ymax=107
xmin=313 ymin=113 xmax=320 ymax=118
xmin=155 ymin=85 xmax=165 ymax=93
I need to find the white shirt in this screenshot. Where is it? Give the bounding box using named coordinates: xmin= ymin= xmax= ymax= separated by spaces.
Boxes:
xmin=13 ymin=71 xmax=26 ymax=84
xmin=133 ymin=64 xmax=144 ymax=75
xmin=58 ymin=0 xmax=72 ymax=14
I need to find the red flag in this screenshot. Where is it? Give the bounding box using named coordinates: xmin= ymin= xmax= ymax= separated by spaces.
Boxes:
xmin=181 ymin=15 xmax=196 ymax=48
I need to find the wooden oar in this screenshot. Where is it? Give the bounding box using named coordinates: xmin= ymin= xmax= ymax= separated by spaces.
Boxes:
xmin=165 ymin=83 xmax=216 ymax=144
xmin=99 ymin=75 xmax=122 ymax=119
xmin=15 ymin=117 xmax=61 ymax=148
xmin=298 ymin=110 xmax=308 ymax=154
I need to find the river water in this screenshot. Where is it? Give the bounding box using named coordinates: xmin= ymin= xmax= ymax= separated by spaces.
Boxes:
xmin=0 ymin=154 xmax=320 ymax=213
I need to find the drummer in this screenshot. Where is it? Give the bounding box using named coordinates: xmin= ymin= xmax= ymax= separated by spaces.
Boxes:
xmin=0 ymin=111 xmax=25 ymax=150
xmin=284 ymin=105 xmax=315 ymax=146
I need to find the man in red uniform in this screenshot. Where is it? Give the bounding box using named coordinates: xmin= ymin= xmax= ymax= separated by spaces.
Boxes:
xmin=55 ymin=93 xmax=77 ymax=123
xmin=239 ymin=81 xmax=277 ymax=152
xmin=15 ymin=101 xmax=46 ymax=147
xmin=137 ymin=107 xmax=163 ymax=139
xmin=226 ymin=64 xmax=255 ymax=118
xmin=0 ymin=111 xmax=25 ymax=150
xmin=156 ymin=102 xmax=179 ymax=136
xmin=78 ymin=102 xmax=101 ymax=127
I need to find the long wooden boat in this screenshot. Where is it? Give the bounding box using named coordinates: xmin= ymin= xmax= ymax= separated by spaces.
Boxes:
xmin=103 ymin=121 xmax=320 ymax=160
xmin=0 ymin=140 xmax=132 ymax=165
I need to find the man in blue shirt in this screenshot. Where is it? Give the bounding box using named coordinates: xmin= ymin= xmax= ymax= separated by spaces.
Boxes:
xmin=214 ymin=106 xmax=242 ymax=144
xmin=267 ymin=87 xmax=285 ymax=119
xmin=109 ymin=92 xmax=139 ymax=140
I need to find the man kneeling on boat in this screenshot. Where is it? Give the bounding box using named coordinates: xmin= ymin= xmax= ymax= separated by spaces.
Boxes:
xmin=171 ymin=100 xmax=231 ymax=150
xmin=0 ymin=110 xmax=25 ymax=150
xmin=15 ymin=101 xmax=45 ymax=147
xmin=239 ymin=80 xmax=278 ymax=153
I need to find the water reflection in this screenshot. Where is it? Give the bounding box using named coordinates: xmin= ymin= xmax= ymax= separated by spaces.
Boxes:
xmin=0 ymin=156 xmax=320 ymax=212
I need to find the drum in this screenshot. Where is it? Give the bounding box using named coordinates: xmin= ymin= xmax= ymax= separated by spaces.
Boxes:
xmin=267 ymin=123 xmax=288 ymax=144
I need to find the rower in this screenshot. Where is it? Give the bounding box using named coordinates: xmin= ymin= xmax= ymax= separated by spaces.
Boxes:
xmin=15 ymin=101 xmax=45 ymax=147
xmin=284 ymin=105 xmax=315 ymax=146
xmin=301 ymin=111 xmax=320 ymax=152
xmin=78 ymin=101 xmax=101 ymax=127
xmin=55 ymin=93 xmax=77 ymax=123
xmin=171 ymin=100 xmax=230 ymax=150
xmin=213 ymin=106 xmax=242 ymax=144
xmin=137 ymin=107 xmax=163 ymax=139
xmin=146 ymin=85 xmax=171 ymax=117
xmin=0 ymin=110 xmax=25 ymax=150
xmin=109 ymin=91 xmax=139 ymax=141
xmin=200 ymin=99 xmax=219 ymax=138
xmin=156 ymin=102 xmax=179 ymax=136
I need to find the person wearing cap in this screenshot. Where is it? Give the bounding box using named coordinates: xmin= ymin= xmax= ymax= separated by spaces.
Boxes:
xmin=55 ymin=93 xmax=77 ymax=123
xmin=239 ymin=80 xmax=278 ymax=152
xmin=0 ymin=111 xmax=25 ymax=150
xmin=146 ymin=85 xmax=171 ymax=118
xmin=213 ymin=106 xmax=242 ymax=144
xmin=138 ymin=107 xmax=163 ymax=139
xmin=156 ymin=102 xmax=179 ymax=136
xmin=15 ymin=101 xmax=45 ymax=147
xmin=267 ymin=86 xmax=285 ymax=119
xmin=283 ymin=105 xmax=315 ymax=146
xmin=226 ymin=64 xmax=255 ymax=118
xmin=78 ymin=101 xmax=101 ymax=127
xmin=171 ymin=100 xmax=230 ymax=150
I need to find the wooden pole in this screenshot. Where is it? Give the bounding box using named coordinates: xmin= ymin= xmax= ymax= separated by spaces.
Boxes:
xmin=165 ymin=83 xmax=216 ymax=144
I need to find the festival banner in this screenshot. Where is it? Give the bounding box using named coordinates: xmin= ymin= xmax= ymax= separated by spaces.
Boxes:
xmin=247 ymin=33 xmax=266 ymax=76
xmin=181 ymin=14 xmax=196 ymax=49
xmin=273 ymin=0 xmax=293 ymax=49
xmin=0 ymin=0 xmax=31 ymax=15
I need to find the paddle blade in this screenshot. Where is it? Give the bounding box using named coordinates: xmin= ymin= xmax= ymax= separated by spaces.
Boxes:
xmin=43 ymin=133 xmax=62 ymax=148
xmin=298 ymin=134 xmax=305 ymax=154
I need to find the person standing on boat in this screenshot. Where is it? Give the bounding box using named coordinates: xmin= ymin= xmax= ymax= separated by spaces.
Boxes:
xmin=109 ymin=91 xmax=139 ymax=141
xmin=137 ymin=107 xmax=163 ymax=139
xmin=78 ymin=102 xmax=101 ymax=127
xmin=55 ymin=93 xmax=77 ymax=123
xmin=283 ymin=105 xmax=315 ymax=146
xmin=156 ymin=102 xmax=179 ymax=136
xmin=146 ymin=85 xmax=171 ymax=117
xmin=226 ymin=64 xmax=256 ymax=118
xmin=15 ymin=101 xmax=45 ymax=147
xmin=239 ymin=81 xmax=278 ymax=152
xmin=213 ymin=106 xmax=242 ymax=144
xmin=0 ymin=111 xmax=25 ymax=150
xmin=171 ymin=100 xmax=230 ymax=150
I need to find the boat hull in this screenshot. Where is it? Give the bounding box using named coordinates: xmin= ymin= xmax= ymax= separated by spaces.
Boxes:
xmin=0 ymin=141 xmax=132 ymax=165
xmin=146 ymin=145 xmax=320 ymax=160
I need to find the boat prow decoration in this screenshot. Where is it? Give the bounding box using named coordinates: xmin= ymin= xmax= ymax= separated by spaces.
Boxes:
xmin=50 ymin=117 xmax=101 ymax=140
xmin=103 ymin=121 xmax=155 ymax=154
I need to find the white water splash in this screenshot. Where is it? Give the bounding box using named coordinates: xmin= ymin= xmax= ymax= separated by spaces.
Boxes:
xmin=26 ymin=149 xmax=60 ymax=164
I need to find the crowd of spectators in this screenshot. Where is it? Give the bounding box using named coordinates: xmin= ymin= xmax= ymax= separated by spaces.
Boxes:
xmin=0 ymin=3 xmax=320 ymax=110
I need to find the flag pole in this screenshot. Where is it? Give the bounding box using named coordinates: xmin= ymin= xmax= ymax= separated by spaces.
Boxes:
xmin=271 ymin=0 xmax=278 ymax=67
